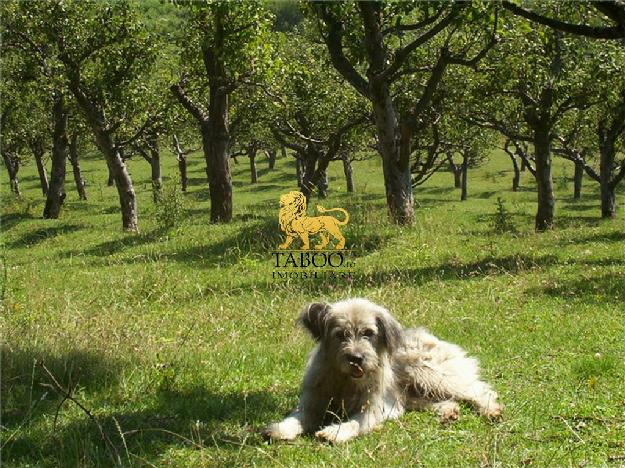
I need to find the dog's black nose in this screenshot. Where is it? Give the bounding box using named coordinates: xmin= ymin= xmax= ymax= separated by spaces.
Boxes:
xmin=347 ymin=353 xmax=364 ymax=365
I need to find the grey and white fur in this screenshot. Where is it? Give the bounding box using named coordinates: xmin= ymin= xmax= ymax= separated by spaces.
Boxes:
xmin=263 ymin=298 xmax=502 ymax=443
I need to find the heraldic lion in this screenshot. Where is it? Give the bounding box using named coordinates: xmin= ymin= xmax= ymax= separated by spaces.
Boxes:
xmin=278 ymin=191 xmax=349 ymax=250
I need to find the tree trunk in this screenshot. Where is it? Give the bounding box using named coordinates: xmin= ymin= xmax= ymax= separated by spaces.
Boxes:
xmin=267 ymin=149 xmax=276 ymax=170
xmin=31 ymin=139 xmax=49 ymax=196
xmin=69 ymin=133 xmax=87 ymax=200
xmin=573 ymin=160 xmax=583 ymax=200
xmin=300 ymin=146 xmax=319 ymax=200
xmin=520 ymin=157 xmax=528 ymax=172
xmin=249 ymin=143 xmax=258 ymax=184
xmin=281 ymin=146 xmax=287 ymax=159
xmin=453 ymin=169 xmax=462 ymax=188
xmin=371 ymin=85 xmax=414 ymax=224
xmin=44 ymin=94 xmax=68 ymax=219
xmin=107 ymin=165 xmax=115 ymax=187
xmin=93 ymin=131 xmax=138 ymax=231
xmin=460 ymin=152 xmax=468 ymax=201
xmin=509 ymin=152 xmax=520 ymax=192
xmin=448 ymin=154 xmax=461 ymax=188
xmin=342 ymin=154 xmax=354 ymax=193
xmin=203 ymin=84 xmax=232 ymax=223
xmin=172 ymin=135 xmax=188 ymax=192
xmin=147 ymin=132 xmax=162 ymax=203
xmin=599 ymin=132 xmax=616 ymax=218
xmin=316 ymin=170 xmax=328 ymax=198
xmin=534 ymin=130 xmax=555 ymax=231
xmin=295 ymin=156 xmax=303 ymax=188
xmin=2 ymin=152 xmax=21 ymax=197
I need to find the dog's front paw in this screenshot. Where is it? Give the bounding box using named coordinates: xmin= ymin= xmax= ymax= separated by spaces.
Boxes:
xmin=262 ymin=423 xmax=297 ymax=442
xmin=439 ymin=405 xmax=460 ymax=424
xmin=315 ymin=424 xmax=356 ymax=444
xmin=484 ymin=403 xmax=503 ymax=422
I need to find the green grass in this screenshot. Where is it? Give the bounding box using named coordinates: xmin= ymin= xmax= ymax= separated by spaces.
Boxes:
xmin=1 ymin=147 xmax=624 ymax=467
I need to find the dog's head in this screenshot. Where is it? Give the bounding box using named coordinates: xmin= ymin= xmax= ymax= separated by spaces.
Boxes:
xmin=299 ymin=298 xmax=403 ymax=380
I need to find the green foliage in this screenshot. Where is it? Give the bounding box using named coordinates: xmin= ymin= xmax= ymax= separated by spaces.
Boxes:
xmin=557 ymin=166 xmax=570 ymax=191
xmin=492 ymin=197 xmax=517 ymax=234
xmin=155 ymin=182 xmax=187 ymax=232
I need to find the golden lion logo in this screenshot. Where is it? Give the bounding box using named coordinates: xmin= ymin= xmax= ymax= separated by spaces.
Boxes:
xmin=278 ymin=191 xmax=349 ymax=250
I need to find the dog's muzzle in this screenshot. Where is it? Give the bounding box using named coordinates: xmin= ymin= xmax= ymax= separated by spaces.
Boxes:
xmin=347 ymin=353 xmax=364 ymax=379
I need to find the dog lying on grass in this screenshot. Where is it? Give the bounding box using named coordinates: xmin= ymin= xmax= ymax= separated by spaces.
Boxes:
xmin=263 ymin=298 xmax=502 ymax=443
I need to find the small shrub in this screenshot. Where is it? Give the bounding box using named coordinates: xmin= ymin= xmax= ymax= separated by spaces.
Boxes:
xmin=492 ymin=197 xmax=517 ymax=234
xmin=155 ymin=182 xmax=187 ymax=231
xmin=557 ymin=167 xmax=569 ymax=191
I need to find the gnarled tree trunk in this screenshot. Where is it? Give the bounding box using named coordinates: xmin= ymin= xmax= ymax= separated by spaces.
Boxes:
xmin=300 ymin=146 xmax=320 ymax=200
xmin=204 ymin=83 xmax=232 ymax=222
xmin=43 ymin=94 xmax=68 ymax=219
xmin=146 ymin=132 xmax=162 ymax=203
xmin=372 ymin=83 xmax=414 ymax=224
xmin=316 ymin=171 xmax=328 ymax=198
xmin=510 ymin=153 xmax=520 ymax=192
xmin=69 ymin=132 xmax=87 ymax=200
xmin=573 ymin=160 xmax=583 ymax=200
xmin=460 ymin=151 xmax=468 ymax=201
xmin=173 ymin=134 xmax=188 ymax=192
xmin=447 ymin=153 xmax=462 ymax=188
xmin=97 ymin=133 xmax=138 ymax=230
xmin=534 ymin=129 xmax=555 ymax=231
xmin=295 ymin=156 xmax=303 ymax=188
xmin=267 ymin=149 xmax=276 ymax=170
xmin=31 ymin=139 xmax=49 ymax=196
xmin=599 ymin=130 xmax=616 ymax=218
xmin=248 ymin=142 xmax=258 ymax=184
xmin=342 ymin=154 xmax=354 ymax=193
xmin=107 ymin=165 xmax=115 ymax=187
xmin=2 ymin=151 xmax=21 ymax=197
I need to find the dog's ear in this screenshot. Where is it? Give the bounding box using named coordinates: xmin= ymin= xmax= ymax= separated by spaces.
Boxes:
xmin=298 ymin=302 xmax=330 ymax=340
xmin=376 ymin=309 xmax=403 ymax=354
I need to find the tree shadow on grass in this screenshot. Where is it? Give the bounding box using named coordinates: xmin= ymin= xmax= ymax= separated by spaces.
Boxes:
xmin=6 ymin=223 xmax=85 ymax=249
xmin=527 ymin=272 xmax=624 ymax=304
xmin=168 ymin=218 xmax=282 ymax=266
xmin=472 ymin=190 xmax=499 ymax=199
xmin=416 ymin=185 xmax=456 ymax=195
xmin=4 ymin=378 xmax=283 ymax=467
xmin=0 ymin=211 xmax=38 ymax=233
xmin=249 ymin=183 xmax=290 ymax=193
xmin=62 ymin=227 xmax=168 ymax=258
xmin=268 ymin=253 xmax=560 ymax=296
xmin=1 ymin=346 xmax=123 ymax=430
xmin=557 ymin=230 xmax=625 ymax=245
xmin=560 ymin=202 xmax=597 ymax=212
xmin=556 ymin=215 xmax=603 ymax=229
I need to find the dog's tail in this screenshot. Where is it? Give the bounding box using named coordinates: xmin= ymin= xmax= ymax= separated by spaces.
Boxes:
xmin=316 ymin=206 xmax=349 ymax=226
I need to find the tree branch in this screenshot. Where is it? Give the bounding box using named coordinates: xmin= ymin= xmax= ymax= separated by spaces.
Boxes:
xmin=501 ymin=1 xmax=625 ymax=39
xmin=170 ymin=79 xmax=209 ymax=124
xmin=315 ymin=4 xmax=371 ymax=98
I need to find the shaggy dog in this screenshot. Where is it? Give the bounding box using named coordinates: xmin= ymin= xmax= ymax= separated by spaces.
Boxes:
xmin=263 ymin=298 xmax=502 ymax=443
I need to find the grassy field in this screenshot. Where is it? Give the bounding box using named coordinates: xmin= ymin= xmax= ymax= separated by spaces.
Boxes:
xmin=1 ymin=146 xmax=624 ymax=467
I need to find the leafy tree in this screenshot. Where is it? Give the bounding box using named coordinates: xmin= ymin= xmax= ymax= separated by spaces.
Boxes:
xmin=0 ymin=50 xmax=50 ymax=198
xmin=267 ymin=29 xmax=370 ymax=199
xmin=4 ymin=0 xmax=163 ymax=231
xmin=312 ymin=1 xmax=497 ymax=224
xmin=471 ymin=15 xmax=601 ymax=230
xmin=170 ymin=2 xmax=273 ymax=222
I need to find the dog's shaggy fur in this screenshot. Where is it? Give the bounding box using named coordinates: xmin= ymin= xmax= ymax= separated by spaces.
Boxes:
xmin=263 ymin=298 xmax=502 ymax=443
